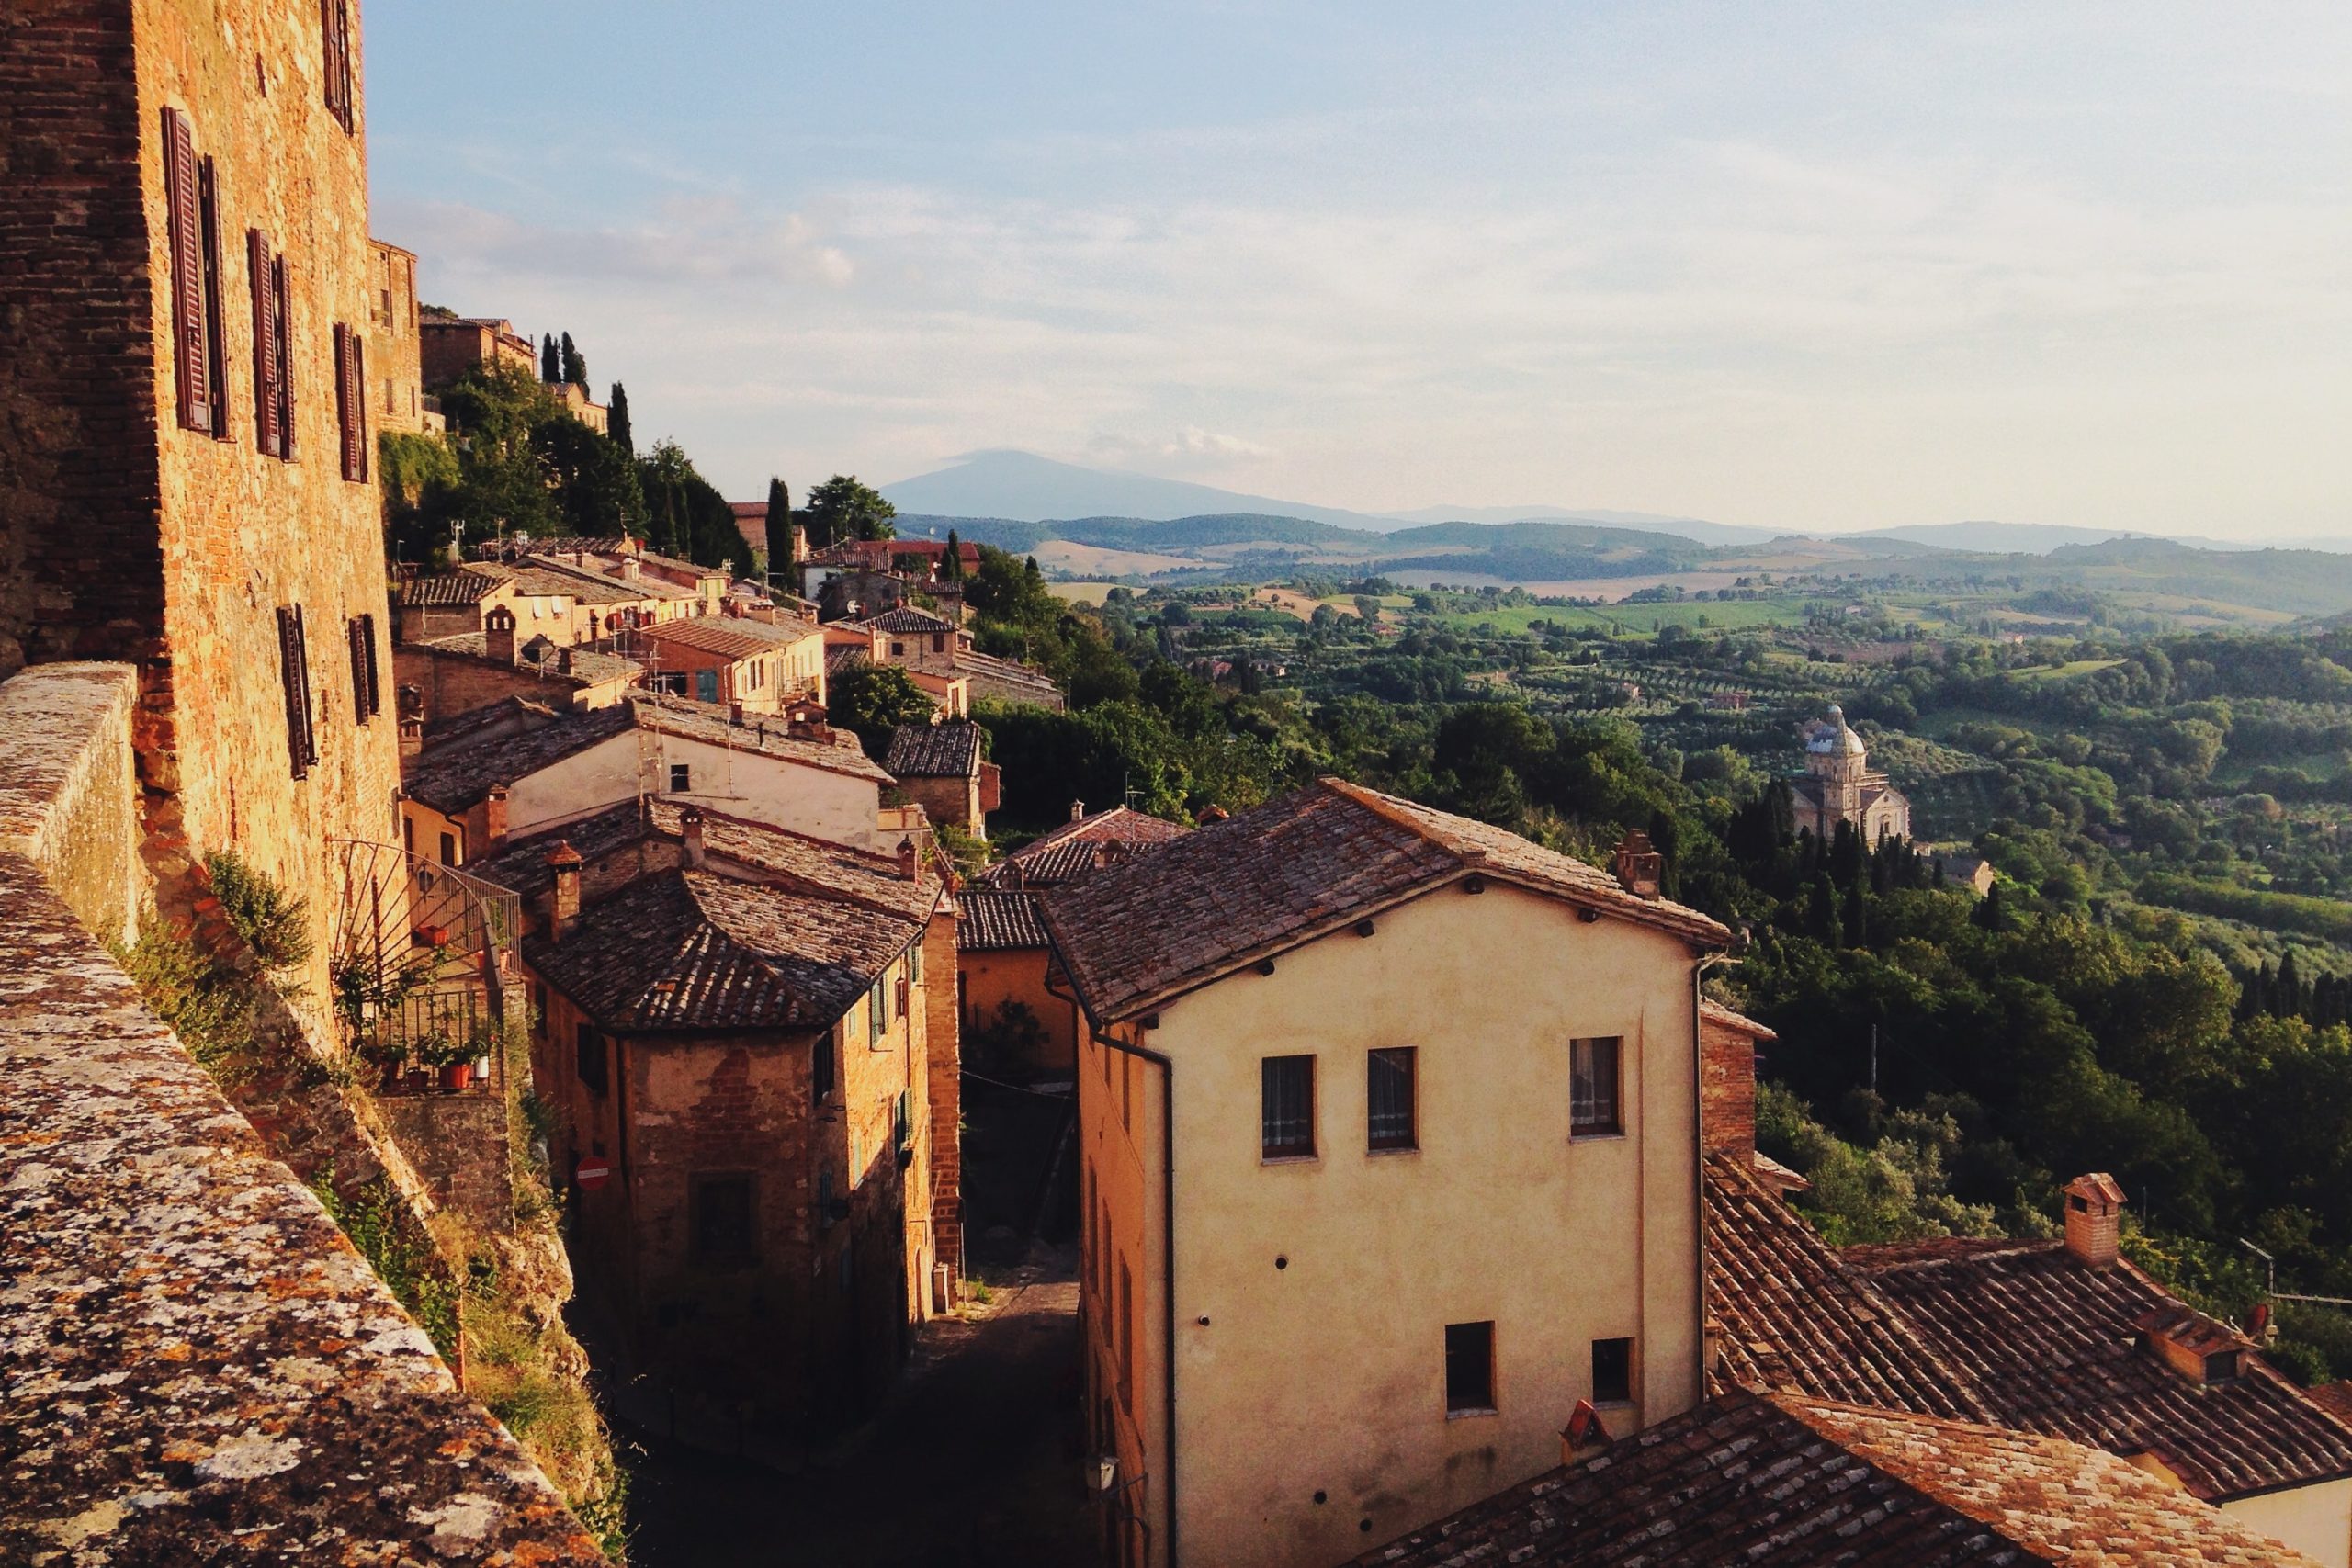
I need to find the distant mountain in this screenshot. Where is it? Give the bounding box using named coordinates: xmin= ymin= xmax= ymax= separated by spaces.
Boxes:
xmin=881 ymin=450 xmax=1404 ymax=531
xmin=1383 ymin=504 xmax=1776 ymax=546
xmin=1846 ymin=521 xmax=2244 ymax=555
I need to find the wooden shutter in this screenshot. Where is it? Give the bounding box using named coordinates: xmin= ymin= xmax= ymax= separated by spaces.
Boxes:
xmin=198 ymin=157 xmax=230 ymax=439
xmin=272 ymin=256 xmax=297 ymax=460
xmin=277 ymin=606 xmax=317 ymax=777
xmin=334 ymin=324 xmax=368 ymax=480
xmin=321 ymin=0 xmax=355 ymax=131
xmin=348 ymin=614 xmax=380 ymax=720
xmin=163 ymin=108 xmax=209 ymax=432
xmin=249 ymin=230 xmax=282 ymax=456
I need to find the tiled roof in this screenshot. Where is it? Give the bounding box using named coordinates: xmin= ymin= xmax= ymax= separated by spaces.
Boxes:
xmin=522 ymin=869 xmax=918 ymax=1032
xmin=632 ymin=547 xmax=728 ymax=579
xmin=885 ymin=720 xmax=982 ymax=778
xmin=1704 ymin=1153 xmax=1996 ymax=1422
xmin=515 ymin=553 xmax=698 ymax=602
xmin=955 ymin=648 xmax=1060 ymax=691
xmin=1851 ymin=1237 xmax=2352 ymax=1501
xmin=978 ymin=807 xmax=1191 ymax=889
xmin=959 ymin=890 xmax=1051 ymax=952
xmin=826 ymin=644 xmax=871 ymax=676
xmin=398 ymin=569 xmax=507 ymax=607
xmin=2311 ymin=1382 xmax=2352 ymax=1425
xmin=1701 ymin=997 xmax=1778 ymax=1040
xmin=857 ymin=606 xmax=956 ymax=635
xmin=1351 ymin=1386 xmax=2321 ymax=1568
xmin=1043 ymin=778 xmax=1730 ymax=1026
xmin=403 ymin=703 xmax=637 ymax=813
xmin=631 ymin=695 xmax=892 ymax=783
xmin=415 ymin=633 xmax=642 ymax=685
xmin=634 ymin=615 xmax=819 ymax=660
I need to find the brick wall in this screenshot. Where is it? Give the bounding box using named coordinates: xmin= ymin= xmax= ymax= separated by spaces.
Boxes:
xmin=922 ymin=908 xmax=964 ymax=1281
xmin=896 ymin=773 xmax=980 ymax=836
xmin=1700 ymin=1007 xmax=1765 ymax=1158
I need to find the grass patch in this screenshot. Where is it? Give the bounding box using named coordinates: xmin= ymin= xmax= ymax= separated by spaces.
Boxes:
xmin=461 ymin=1261 xmax=630 ymax=1560
xmin=308 ymin=1170 xmax=462 ymax=1357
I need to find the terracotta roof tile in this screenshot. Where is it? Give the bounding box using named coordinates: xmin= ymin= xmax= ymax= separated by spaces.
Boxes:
xmin=977 ymin=807 xmax=1191 ymax=890
xmin=1043 ymin=779 xmax=1727 ymax=1025
xmin=1850 ymin=1240 xmax=2352 ymax=1500
xmin=959 ymin=889 xmax=1051 ymax=952
xmin=633 ymin=615 xmax=818 ymax=661
xmin=855 ymin=606 xmax=956 ymax=635
xmin=416 ymin=632 xmax=641 ymax=686
xmin=403 ymin=703 xmax=637 ymax=813
xmin=1705 ymin=1153 xmax=1996 ymax=1423
xmin=398 ymin=569 xmax=507 ymax=606
xmin=885 ymin=720 xmax=983 ymax=778
xmin=1350 ymin=1386 xmax=2322 ymax=1568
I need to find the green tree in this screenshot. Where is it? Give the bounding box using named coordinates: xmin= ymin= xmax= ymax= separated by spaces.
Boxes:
xmin=606 ymin=381 xmax=633 ymax=457
xmin=560 ymin=332 xmax=586 ymax=387
xmin=763 ymin=476 xmax=795 ymax=589
xmin=827 ymin=661 xmax=935 ymax=759
xmin=802 ymin=474 xmax=897 ymax=547
xmin=535 ymin=416 xmax=646 ymax=536
xmin=539 ymin=333 xmax=559 ymax=382
xmin=941 ymin=528 xmax=966 ymax=581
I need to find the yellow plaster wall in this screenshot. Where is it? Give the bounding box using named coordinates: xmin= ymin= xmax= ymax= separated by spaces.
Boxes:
xmin=2222 ymin=1477 xmax=2351 ymax=1568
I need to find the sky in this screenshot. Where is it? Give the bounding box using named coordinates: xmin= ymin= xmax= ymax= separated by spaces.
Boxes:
xmin=367 ymin=3 xmax=2352 ymax=536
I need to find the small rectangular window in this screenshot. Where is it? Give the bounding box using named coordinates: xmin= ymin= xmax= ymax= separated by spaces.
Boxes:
xmin=333 ymin=323 xmax=368 ymax=481
xmin=163 ymin=108 xmax=211 ymax=433
xmin=1368 ymin=1047 xmax=1417 ymax=1151
xmin=669 ymin=762 xmax=691 ymax=793
xmin=691 ymin=1175 xmax=753 ymax=1266
xmin=576 ymin=1022 xmax=607 ymax=1096
xmin=868 ymin=977 xmax=888 ymax=1045
xmin=909 ymin=937 xmax=923 ymax=985
xmin=1261 ymin=1055 xmax=1316 ymax=1160
xmin=1445 ymin=1321 xmax=1496 ymax=1415
xmin=321 ymin=0 xmax=356 ymax=131
xmin=1570 ymin=1036 xmax=1623 ymax=1137
xmin=811 ymin=1034 xmax=835 ymax=1104
xmin=1592 ymin=1337 xmax=1634 ymax=1404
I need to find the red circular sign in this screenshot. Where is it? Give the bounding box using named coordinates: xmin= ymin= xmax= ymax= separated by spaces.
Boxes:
xmin=575 ymin=1158 xmax=611 ymax=1190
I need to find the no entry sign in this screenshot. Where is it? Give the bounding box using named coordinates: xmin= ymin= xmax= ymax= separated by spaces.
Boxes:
xmin=575 ymin=1157 xmax=611 ymax=1191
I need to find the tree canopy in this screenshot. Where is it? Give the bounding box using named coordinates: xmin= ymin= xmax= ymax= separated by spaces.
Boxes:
xmin=801 ymin=474 xmax=896 ymax=547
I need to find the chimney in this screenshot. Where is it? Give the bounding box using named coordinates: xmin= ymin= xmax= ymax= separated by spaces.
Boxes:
xmin=2064 ymin=1172 xmax=2125 ymax=1269
xmin=681 ymin=807 xmax=707 ymax=869
xmin=547 ymin=841 xmax=582 ymax=943
xmin=1611 ymin=830 xmax=1664 ymax=899
xmin=1560 ymin=1401 xmax=1613 ymax=1466
xmin=896 ymin=836 xmax=919 ymax=881
xmin=483 ymin=784 xmax=510 ymax=851
xmin=1198 ymin=805 xmax=1230 ymax=823
xmin=399 ymin=715 xmax=424 ymax=759
xmin=484 ymin=604 xmax=518 ymax=665
xmin=729 ymin=700 xmax=746 ymax=727
xmin=620 ymin=558 xmax=640 ymax=581
xmin=557 ymin=648 xmax=574 ymax=675
xmin=1700 ymin=1003 xmax=1775 ymax=1162
xmin=1069 ymin=799 xmax=1086 ymax=823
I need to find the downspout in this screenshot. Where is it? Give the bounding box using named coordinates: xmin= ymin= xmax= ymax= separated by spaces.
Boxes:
xmin=1102 ymin=1026 xmax=1178 ymax=1568
xmin=1692 ymin=950 xmax=1731 ymax=1398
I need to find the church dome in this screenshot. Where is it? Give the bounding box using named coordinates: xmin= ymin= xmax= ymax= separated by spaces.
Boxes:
xmin=1806 ymin=705 xmax=1867 ymax=756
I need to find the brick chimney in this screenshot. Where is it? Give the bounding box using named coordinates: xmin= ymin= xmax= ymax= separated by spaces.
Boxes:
xmin=547 ymin=841 xmax=583 ymax=943
xmin=1069 ymin=799 xmax=1086 ymax=822
xmin=681 ymin=807 xmax=707 ymax=869
xmin=1612 ymin=830 xmax=1664 ymax=899
xmin=483 ymin=784 xmax=510 ymax=852
xmin=1560 ymin=1401 xmax=1613 ymax=1466
xmin=896 ymin=836 xmax=919 ymax=881
xmin=2064 ymin=1172 xmax=2126 ymax=1269
xmin=484 ymin=603 xmax=518 ymax=665
xmin=729 ymin=700 xmax=746 ymax=727
xmin=1699 ymin=1001 xmax=1776 ymax=1160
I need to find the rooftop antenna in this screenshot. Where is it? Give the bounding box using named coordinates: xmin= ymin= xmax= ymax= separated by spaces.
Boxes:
xmin=2239 ymin=1238 xmax=2352 ymax=1309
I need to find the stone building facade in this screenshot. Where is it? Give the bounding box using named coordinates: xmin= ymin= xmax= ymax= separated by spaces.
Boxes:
xmin=1 ymin=0 xmax=402 ymax=991
xmin=1790 ymin=705 xmax=1911 ymax=844
xmin=419 ymin=312 xmax=534 ymax=387
xmin=367 ymin=237 xmax=435 ymax=433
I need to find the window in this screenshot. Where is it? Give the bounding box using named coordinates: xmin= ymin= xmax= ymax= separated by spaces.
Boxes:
xmin=668 ymin=762 xmax=691 ymax=793
xmin=1367 ymin=1048 xmax=1418 ymax=1151
xmin=1445 ymin=1321 xmax=1496 ymax=1415
xmin=690 ymin=1175 xmax=753 ymax=1266
xmin=163 ymin=110 xmax=228 ymax=436
xmin=868 ymin=976 xmax=889 ymax=1045
xmin=1570 ymin=1036 xmax=1623 ymax=1137
xmin=695 ymin=668 xmax=718 ymax=703
xmin=321 ymin=0 xmax=356 ymax=132
xmin=894 ymin=1089 xmax=911 ymax=1150
xmin=909 ymin=938 xmax=923 ymax=986
xmin=347 ymin=614 xmax=380 ymax=721
xmin=275 ymin=605 xmax=317 ymax=778
xmin=437 ymin=831 xmax=457 ymax=866
xmin=811 ymin=1034 xmax=835 ymax=1104
xmin=248 ymin=231 xmax=294 ymax=458
xmin=332 ymin=323 xmax=368 ymax=481
xmin=890 ymin=641 xmax=905 ymax=658
xmin=1592 ymin=1337 xmax=1634 ymax=1404
xmin=932 ymin=634 xmax=945 ymax=654
xmin=575 ymin=1023 xmax=608 ymax=1096
xmin=1261 ymin=1055 xmax=1316 ymax=1160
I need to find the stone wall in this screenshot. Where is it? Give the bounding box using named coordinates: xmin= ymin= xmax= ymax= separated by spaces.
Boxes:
xmin=0 ymin=660 xmax=601 ymax=1562
xmin=1700 ymin=1005 xmax=1764 ymax=1159
xmin=922 ymin=907 xmax=964 ymax=1281
xmin=378 ymin=1081 xmax=515 ymax=1235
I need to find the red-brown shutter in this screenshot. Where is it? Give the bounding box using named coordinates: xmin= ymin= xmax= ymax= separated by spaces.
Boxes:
xmin=351 ymin=333 xmax=369 ymax=480
xmin=249 ymin=230 xmax=281 ymax=456
xmin=198 ymin=157 xmax=230 ymax=439
xmin=334 ymin=324 xmax=366 ymax=480
xmin=278 ymin=606 xmax=317 ymax=776
xmin=163 ymin=108 xmax=209 ymax=432
xmin=273 ymin=256 xmax=297 ymax=460
xmin=347 ymin=614 xmax=380 ymax=720
xmin=322 ymin=0 xmax=355 ymax=132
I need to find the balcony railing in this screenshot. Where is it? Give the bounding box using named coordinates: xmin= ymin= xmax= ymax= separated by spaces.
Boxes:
xmin=328 ymin=839 xmax=520 ymax=1091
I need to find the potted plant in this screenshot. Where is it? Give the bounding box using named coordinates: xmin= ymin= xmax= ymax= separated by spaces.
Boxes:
xmin=413 ymin=1030 xmax=469 ymax=1090
xmin=466 ymin=1023 xmax=498 ymax=1088
xmin=361 ymin=1036 xmax=409 ymax=1091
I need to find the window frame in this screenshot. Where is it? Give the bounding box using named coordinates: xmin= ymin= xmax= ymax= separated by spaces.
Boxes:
xmin=1366 ymin=1046 xmax=1418 ymax=1152
xmin=1592 ymin=1336 xmax=1635 ymax=1405
xmin=668 ymin=761 xmax=691 ymax=794
xmin=1444 ymin=1320 xmax=1497 ymax=1416
xmin=1570 ymin=1035 xmax=1623 ymax=1139
xmin=810 ymin=1033 xmax=836 ymax=1105
xmin=575 ymin=1021 xmax=608 ymax=1098
xmin=276 ymin=605 xmax=317 ymax=778
xmin=1260 ymin=1054 xmax=1317 ymax=1162
xmin=689 ymin=1173 xmax=755 ymax=1269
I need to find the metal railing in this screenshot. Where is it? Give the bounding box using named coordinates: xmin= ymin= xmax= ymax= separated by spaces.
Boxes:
xmin=328 ymin=840 xmax=521 ymax=1089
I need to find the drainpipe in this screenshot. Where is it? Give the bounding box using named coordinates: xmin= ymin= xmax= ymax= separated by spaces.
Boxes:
xmin=1101 ymin=1025 xmax=1178 ymax=1568
xmin=1693 ymin=949 xmax=1732 ymax=1397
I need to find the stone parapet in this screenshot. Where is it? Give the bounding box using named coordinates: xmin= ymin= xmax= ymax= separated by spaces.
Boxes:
xmin=0 ymin=662 xmax=146 ymax=947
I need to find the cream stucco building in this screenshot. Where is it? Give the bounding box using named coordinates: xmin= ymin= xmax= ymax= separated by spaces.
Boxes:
xmin=1042 ymin=781 xmax=1730 ymax=1568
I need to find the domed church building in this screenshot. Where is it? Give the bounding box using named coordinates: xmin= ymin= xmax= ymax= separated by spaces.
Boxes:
xmin=1791 ymin=705 xmax=1912 ymax=843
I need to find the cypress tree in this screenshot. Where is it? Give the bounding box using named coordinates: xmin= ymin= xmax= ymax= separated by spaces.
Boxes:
xmin=540 ymin=333 xmax=560 ymax=382
xmin=763 ymin=476 xmax=793 ymax=589
xmin=942 ymin=528 xmax=965 ymax=581
xmin=1973 ymin=884 xmax=2006 ymax=932
xmin=607 ymin=382 xmax=633 ymax=457
xmin=1842 ymin=882 xmax=1867 ymax=948
xmin=560 ymin=332 xmax=586 ymax=387
xmin=2276 ymin=950 xmax=2303 ymax=1019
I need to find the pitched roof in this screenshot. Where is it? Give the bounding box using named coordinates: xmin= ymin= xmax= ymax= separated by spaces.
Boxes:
xmin=522 ymin=869 xmax=918 ymax=1032
xmin=856 ymin=605 xmax=956 ymax=635
xmin=516 ymin=553 xmax=698 ymax=602
xmin=415 ymin=633 xmax=642 ymax=686
xmin=2312 ymin=1383 xmax=2352 ymax=1425
xmin=1701 ymin=997 xmax=1778 ymax=1041
xmin=1704 ymin=1153 xmax=1996 ymax=1423
xmin=1351 ymin=1386 xmax=2321 ymax=1568
xmin=633 ymin=615 xmax=819 ymax=660
xmin=977 ymin=806 xmax=1191 ymax=889
xmin=1042 ymin=779 xmax=1729 ymax=1026
xmin=1850 ymin=1238 xmax=2352 ymax=1501
xmin=403 ymin=703 xmax=638 ymax=813
xmin=885 ymin=720 xmax=983 ymax=778
xmin=629 ymin=694 xmax=893 ymax=783
xmin=398 ymin=570 xmax=508 ymax=607
xmin=959 ymin=889 xmax=1051 ymax=952
xmin=954 ymin=648 xmax=1060 ymax=691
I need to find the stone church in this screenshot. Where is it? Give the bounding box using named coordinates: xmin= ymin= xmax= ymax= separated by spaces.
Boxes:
xmin=1791 ymin=705 xmax=1911 ymax=843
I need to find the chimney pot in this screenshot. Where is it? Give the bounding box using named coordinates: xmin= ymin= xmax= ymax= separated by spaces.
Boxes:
xmin=681 ymin=807 xmax=707 ymax=869
xmin=1069 ymin=799 xmax=1086 ymax=822
xmin=729 ymin=700 xmax=746 ymax=727
xmin=1611 ymin=829 xmax=1665 ymax=900
xmin=483 ymin=603 xmax=518 ymax=665
xmin=484 ymin=784 xmax=510 ymax=851
xmin=2064 ymin=1172 xmax=2125 ymax=1269
xmin=547 ymin=841 xmax=583 ymax=943
xmin=896 ymin=836 xmax=919 ymax=881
